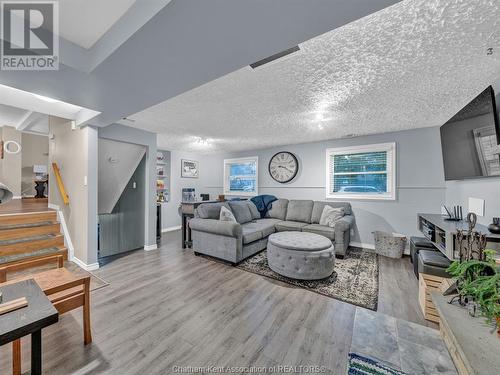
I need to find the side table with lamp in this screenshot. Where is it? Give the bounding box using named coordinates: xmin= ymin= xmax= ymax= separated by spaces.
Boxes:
xmin=33 ymin=165 xmax=48 ymax=199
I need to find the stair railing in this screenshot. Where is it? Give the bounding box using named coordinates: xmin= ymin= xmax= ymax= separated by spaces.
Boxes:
xmin=52 ymin=162 xmax=69 ymax=205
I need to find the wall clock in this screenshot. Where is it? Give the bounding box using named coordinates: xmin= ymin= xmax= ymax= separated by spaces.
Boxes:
xmin=268 ymin=151 xmax=298 ymax=183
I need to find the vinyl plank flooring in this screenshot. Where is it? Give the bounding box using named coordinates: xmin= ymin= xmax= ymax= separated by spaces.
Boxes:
xmin=0 ymin=230 xmax=437 ymax=374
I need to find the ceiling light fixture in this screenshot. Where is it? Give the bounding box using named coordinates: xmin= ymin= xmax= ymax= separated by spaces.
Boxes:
xmin=194 ymin=137 xmax=211 ymax=145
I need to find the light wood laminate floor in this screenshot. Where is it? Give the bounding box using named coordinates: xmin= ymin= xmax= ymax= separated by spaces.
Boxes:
xmin=0 ymin=230 xmax=433 ymax=374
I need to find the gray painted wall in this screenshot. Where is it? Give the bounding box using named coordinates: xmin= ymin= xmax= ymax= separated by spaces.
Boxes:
xmin=98 ymin=138 xmax=146 ymax=214
xmin=98 ymin=124 xmax=157 ymax=248
xmin=99 ymin=155 xmax=146 ymax=257
xmin=164 ymin=127 xmax=446 ymax=246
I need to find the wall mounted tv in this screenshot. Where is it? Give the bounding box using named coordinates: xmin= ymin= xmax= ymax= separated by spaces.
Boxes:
xmin=440 ymin=86 xmax=500 ymax=180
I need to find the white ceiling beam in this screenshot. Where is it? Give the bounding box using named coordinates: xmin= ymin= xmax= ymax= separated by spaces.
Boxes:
xmin=15 ymin=111 xmax=34 ymax=130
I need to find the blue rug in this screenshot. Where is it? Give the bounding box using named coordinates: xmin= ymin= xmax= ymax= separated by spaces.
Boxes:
xmin=347 ymin=353 xmax=406 ymax=375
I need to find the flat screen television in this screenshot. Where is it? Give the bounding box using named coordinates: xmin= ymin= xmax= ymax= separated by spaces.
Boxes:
xmin=440 ymin=86 xmax=500 ymax=180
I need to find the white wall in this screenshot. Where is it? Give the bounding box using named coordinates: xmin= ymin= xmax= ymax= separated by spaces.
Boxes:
xmin=21 ymin=133 xmax=49 ymax=196
xmin=164 ymin=127 xmax=447 ymax=246
xmin=49 ymin=116 xmax=95 ymax=264
xmin=0 ymin=126 xmax=22 ymax=197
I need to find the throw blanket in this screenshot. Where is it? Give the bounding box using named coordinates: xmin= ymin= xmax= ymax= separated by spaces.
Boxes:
xmin=250 ymin=195 xmax=277 ymax=218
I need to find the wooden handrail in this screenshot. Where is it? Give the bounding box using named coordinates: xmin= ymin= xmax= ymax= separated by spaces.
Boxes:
xmin=52 ymin=162 xmax=69 ymax=205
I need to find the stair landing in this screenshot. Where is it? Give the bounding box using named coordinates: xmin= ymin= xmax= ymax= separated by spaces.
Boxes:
xmin=0 ymin=197 xmax=50 ymax=215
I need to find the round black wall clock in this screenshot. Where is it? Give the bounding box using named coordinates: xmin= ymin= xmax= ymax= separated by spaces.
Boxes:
xmin=268 ymin=151 xmax=299 ymax=183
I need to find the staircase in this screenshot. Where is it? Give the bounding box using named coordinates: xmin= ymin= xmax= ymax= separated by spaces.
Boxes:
xmin=0 ymin=210 xmax=68 ymax=266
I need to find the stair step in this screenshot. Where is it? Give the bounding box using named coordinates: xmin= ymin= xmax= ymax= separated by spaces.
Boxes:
xmin=0 ymin=234 xmax=65 ymax=257
xmin=0 ymin=247 xmax=67 ymax=266
xmin=0 ymin=211 xmax=57 ymax=227
xmin=0 ymin=221 xmax=56 ymax=230
xmin=0 ymin=223 xmax=61 ymax=241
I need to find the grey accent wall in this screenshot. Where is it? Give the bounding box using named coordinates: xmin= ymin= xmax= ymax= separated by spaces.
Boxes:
xmin=164 ymin=127 xmax=446 ymax=246
xmin=446 ymin=178 xmax=500 ymax=227
xmin=98 ymin=124 xmax=157 ymax=248
xmin=99 ymin=155 xmax=146 ymax=257
xmin=98 ymin=138 xmax=146 ymax=214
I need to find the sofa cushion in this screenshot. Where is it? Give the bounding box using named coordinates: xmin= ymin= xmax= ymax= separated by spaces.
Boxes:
xmin=241 ymin=219 xmax=280 ymax=243
xmin=254 ymin=218 xmax=281 ymax=237
xmin=228 ymin=201 xmax=253 ymax=224
xmin=248 ymin=202 xmax=261 ymax=220
xmin=220 ymin=206 xmax=237 ymax=222
xmin=241 ymin=223 xmax=264 ymax=244
xmin=319 ymin=206 xmax=345 ymax=227
xmin=286 ymin=200 xmax=314 ymax=223
xmin=267 ymin=199 xmax=288 ymax=220
xmin=275 ymin=221 xmax=308 ymax=232
xmin=196 ymin=202 xmax=231 ymax=219
xmin=302 ymin=224 xmax=335 ymax=241
xmin=311 ymin=201 xmax=352 ymax=223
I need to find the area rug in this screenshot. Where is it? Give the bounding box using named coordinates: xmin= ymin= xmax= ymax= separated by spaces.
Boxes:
xmin=237 ymin=247 xmax=378 ymax=310
xmin=347 ymin=353 xmax=406 ymax=375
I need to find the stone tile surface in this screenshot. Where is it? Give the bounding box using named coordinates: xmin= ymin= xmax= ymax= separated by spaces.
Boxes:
xmin=351 ymin=308 xmax=401 ymax=369
xmin=351 ymin=308 xmax=458 ymax=374
xmin=396 ymin=319 xmax=447 ymax=352
xmin=399 ymin=339 xmax=457 ymax=375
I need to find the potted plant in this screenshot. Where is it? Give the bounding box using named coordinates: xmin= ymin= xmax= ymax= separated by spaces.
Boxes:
xmin=447 ymin=250 xmax=500 ymax=336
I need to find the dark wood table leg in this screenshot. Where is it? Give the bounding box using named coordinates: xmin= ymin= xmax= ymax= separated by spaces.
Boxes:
xmin=31 ymin=330 xmax=42 ymax=375
xmin=187 ymin=216 xmax=192 ymax=247
xmin=182 ymin=214 xmax=187 ymax=249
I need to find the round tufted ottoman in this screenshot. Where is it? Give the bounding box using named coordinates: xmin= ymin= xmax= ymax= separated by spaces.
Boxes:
xmin=267 ymin=231 xmax=335 ymax=280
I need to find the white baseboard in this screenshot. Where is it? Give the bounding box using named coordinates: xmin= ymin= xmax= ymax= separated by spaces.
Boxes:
xmin=72 ymin=256 xmax=99 ymax=271
xmin=52 ymin=207 xmax=75 ymax=260
xmin=144 ymin=244 xmax=158 ymax=251
xmin=12 ymin=196 xmax=22 ymax=199
xmin=48 ymin=203 xmax=59 ymax=210
xmin=161 ymin=225 xmax=181 ymax=233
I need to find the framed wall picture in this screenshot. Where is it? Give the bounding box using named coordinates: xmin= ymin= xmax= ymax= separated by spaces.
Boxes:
xmin=181 ymin=159 xmax=199 ymax=178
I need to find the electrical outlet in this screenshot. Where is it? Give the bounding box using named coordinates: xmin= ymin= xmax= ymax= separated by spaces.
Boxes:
xmin=133 ymin=182 xmax=137 ymax=189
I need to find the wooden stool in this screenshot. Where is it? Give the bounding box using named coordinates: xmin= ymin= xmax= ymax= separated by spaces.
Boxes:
xmin=0 ymin=255 xmax=92 ymax=375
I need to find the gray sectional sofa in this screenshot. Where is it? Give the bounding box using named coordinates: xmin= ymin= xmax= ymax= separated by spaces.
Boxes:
xmin=189 ymin=199 xmax=354 ymax=265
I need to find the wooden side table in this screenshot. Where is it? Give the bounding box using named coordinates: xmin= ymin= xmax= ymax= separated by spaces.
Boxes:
xmin=0 ymin=279 xmax=58 ymax=375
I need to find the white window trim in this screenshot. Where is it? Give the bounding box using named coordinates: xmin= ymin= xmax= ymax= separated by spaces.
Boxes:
xmin=223 ymin=156 xmax=259 ymax=196
xmin=325 ymin=142 xmax=396 ymax=201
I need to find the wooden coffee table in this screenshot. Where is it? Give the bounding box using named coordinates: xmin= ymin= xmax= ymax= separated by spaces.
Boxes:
xmin=0 ymin=279 xmax=58 ymax=375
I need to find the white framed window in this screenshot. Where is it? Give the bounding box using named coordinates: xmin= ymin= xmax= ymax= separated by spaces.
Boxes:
xmin=325 ymin=142 xmax=396 ymax=200
xmin=223 ymin=156 xmax=258 ymax=196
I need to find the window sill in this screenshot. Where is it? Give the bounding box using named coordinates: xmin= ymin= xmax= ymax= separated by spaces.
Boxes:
xmin=326 ymin=193 xmax=396 ymax=201
xmin=224 ymin=191 xmax=258 ymax=197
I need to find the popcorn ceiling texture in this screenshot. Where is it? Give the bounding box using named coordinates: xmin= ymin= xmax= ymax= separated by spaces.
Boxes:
xmin=129 ymin=0 xmax=500 ymax=153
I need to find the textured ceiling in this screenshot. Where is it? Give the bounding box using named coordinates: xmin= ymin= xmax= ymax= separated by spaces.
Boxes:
xmin=128 ymin=0 xmax=500 ymax=153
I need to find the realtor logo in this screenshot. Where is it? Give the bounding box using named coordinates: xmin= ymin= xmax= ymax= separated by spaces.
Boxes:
xmin=1 ymin=1 xmax=59 ymax=70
